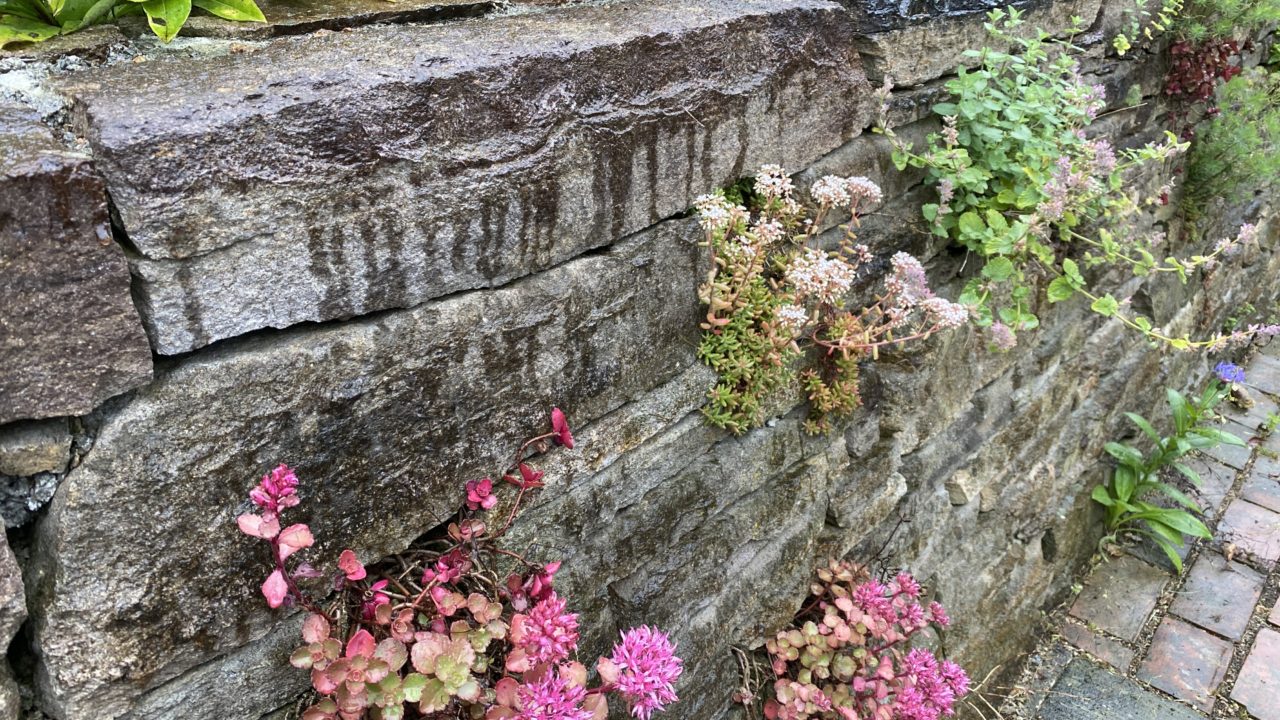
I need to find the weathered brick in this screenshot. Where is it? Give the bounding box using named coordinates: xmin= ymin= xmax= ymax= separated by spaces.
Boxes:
xmin=1136 ymin=617 xmax=1232 ymax=711
xmin=1169 ymin=554 xmax=1264 ymax=640
xmin=1068 ymin=556 xmax=1168 ymax=642
xmin=1232 ymin=627 xmax=1280 ymax=720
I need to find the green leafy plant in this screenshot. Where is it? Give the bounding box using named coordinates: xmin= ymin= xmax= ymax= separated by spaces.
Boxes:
xmin=1260 ymin=411 xmax=1280 ymax=437
xmin=1185 ymin=66 xmax=1280 ymax=212
xmin=879 ymin=8 xmax=1264 ymax=351
xmin=696 ymin=166 xmax=969 ymax=435
xmin=1112 ymin=0 xmax=1183 ymax=56
xmin=0 ymin=0 xmax=264 ymax=47
xmin=1091 ymin=367 xmax=1246 ymax=571
xmin=1176 ymin=0 xmax=1280 ymax=42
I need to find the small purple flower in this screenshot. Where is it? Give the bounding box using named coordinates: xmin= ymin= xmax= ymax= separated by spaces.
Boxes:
xmin=1215 ymin=362 xmax=1245 ymax=384
xmin=608 ymin=626 xmax=683 ymax=720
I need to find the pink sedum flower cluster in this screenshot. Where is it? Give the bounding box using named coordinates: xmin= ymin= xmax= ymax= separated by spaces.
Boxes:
xmin=605 ymin=626 xmax=684 ymax=720
xmin=761 ymin=561 xmax=969 ymax=720
xmin=514 ymin=593 xmax=581 ymax=666
xmin=236 ymin=408 xmax=683 ymax=720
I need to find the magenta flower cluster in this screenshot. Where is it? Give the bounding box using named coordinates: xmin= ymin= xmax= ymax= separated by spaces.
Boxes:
xmin=516 ymin=593 xmax=581 ymax=665
xmin=516 ymin=672 xmax=593 ymax=720
xmin=761 ymin=561 xmax=969 ymax=720
xmin=235 ymin=408 xmax=684 ymax=720
xmin=607 ymin=627 xmax=684 ymax=720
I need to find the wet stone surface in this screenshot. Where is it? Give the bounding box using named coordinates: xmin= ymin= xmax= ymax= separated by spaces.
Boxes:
xmin=65 ymin=0 xmax=871 ymax=354
xmin=0 ymin=99 xmax=152 ymax=425
xmin=1037 ymin=658 xmax=1205 ymax=720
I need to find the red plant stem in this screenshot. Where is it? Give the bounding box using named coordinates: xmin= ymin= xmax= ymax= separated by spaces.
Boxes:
xmin=269 ymin=537 xmax=332 ymax=621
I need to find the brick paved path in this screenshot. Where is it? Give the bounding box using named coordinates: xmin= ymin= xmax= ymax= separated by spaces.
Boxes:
xmin=1031 ymin=345 xmax=1280 ymax=720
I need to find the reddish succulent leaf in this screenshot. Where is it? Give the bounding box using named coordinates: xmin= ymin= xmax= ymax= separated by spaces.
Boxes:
xmin=302 ymin=613 xmax=331 ymax=644
xmin=337 ymin=549 xmax=366 ymax=581
xmin=373 ymin=638 xmax=408 ymax=673
xmin=312 ymin=665 xmax=339 ymax=695
xmin=344 ymin=629 xmax=376 ymax=659
xmin=276 ymin=523 xmax=314 ymax=560
xmin=551 ymin=407 xmax=574 ymax=448
xmin=494 ymin=677 xmax=520 ymax=707
xmin=237 ymin=513 xmax=280 ymax=540
xmin=583 ymin=694 xmax=608 ymax=720
xmin=596 ymin=656 xmax=619 ymax=684
xmin=262 ymin=569 xmax=289 ymax=608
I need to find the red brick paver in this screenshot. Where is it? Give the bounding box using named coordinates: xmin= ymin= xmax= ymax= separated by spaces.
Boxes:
xmin=1218 ymin=499 xmax=1280 ymax=565
xmin=1232 ymin=627 xmax=1280 ymax=720
xmin=1242 ymin=473 xmax=1280 ymax=514
xmin=1169 ymin=554 xmax=1265 ymax=640
xmin=1060 ymin=621 xmax=1134 ymax=670
xmin=1137 ymin=617 xmax=1233 ymax=711
xmin=1069 ymin=556 xmax=1169 ymax=641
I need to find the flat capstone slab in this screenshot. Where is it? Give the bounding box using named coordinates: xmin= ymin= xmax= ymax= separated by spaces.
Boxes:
xmin=1037 ymin=657 xmax=1205 ymax=720
xmin=63 ymin=0 xmax=872 ymax=354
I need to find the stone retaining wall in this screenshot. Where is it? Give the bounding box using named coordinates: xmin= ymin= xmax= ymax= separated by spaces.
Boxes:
xmin=0 ymin=1 xmax=1276 ymax=718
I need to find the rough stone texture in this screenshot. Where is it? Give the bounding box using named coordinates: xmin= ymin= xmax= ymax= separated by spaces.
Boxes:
xmin=1068 ymin=556 xmax=1169 ymax=641
xmin=1136 ymin=617 xmax=1232 ymax=711
xmin=0 ymin=100 xmax=152 ymax=424
xmin=1037 ymin=658 xmax=1204 ymax=720
xmin=1169 ymin=554 xmax=1264 ymax=640
xmin=1233 ymin=626 xmax=1280 ymax=720
xmin=62 ymin=0 xmax=872 ymax=354
xmin=849 ymin=0 xmax=1101 ymax=85
xmin=176 ymin=0 xmax=494 ymax=39
xmin=0 ymin=419 xmax=69 ymax=477
xmin=29 ymin=220 xmax=705 ymax=719
xmin=0 ymin=532 xmax=25 ymax=720
xmin=6 ymin=3 xmax=1280 ymax=719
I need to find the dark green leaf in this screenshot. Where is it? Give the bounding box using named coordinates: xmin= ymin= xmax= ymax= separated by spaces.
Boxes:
xmin=191 ymin=0 xmax=261 ymax=21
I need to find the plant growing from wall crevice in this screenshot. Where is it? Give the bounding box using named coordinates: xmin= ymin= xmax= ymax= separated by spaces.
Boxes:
xmin=878 ymin=7 xmax=1265 ymax=352
xmin=235 ymin=408 xmax=684 ymax=720
xmin=1092 ymin=364 xmax=1247 ymax=571
xmin=696 ymin=166 xmax=969 ymax=435
xmin=736 ymin=559 xmax=970 ymax=720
